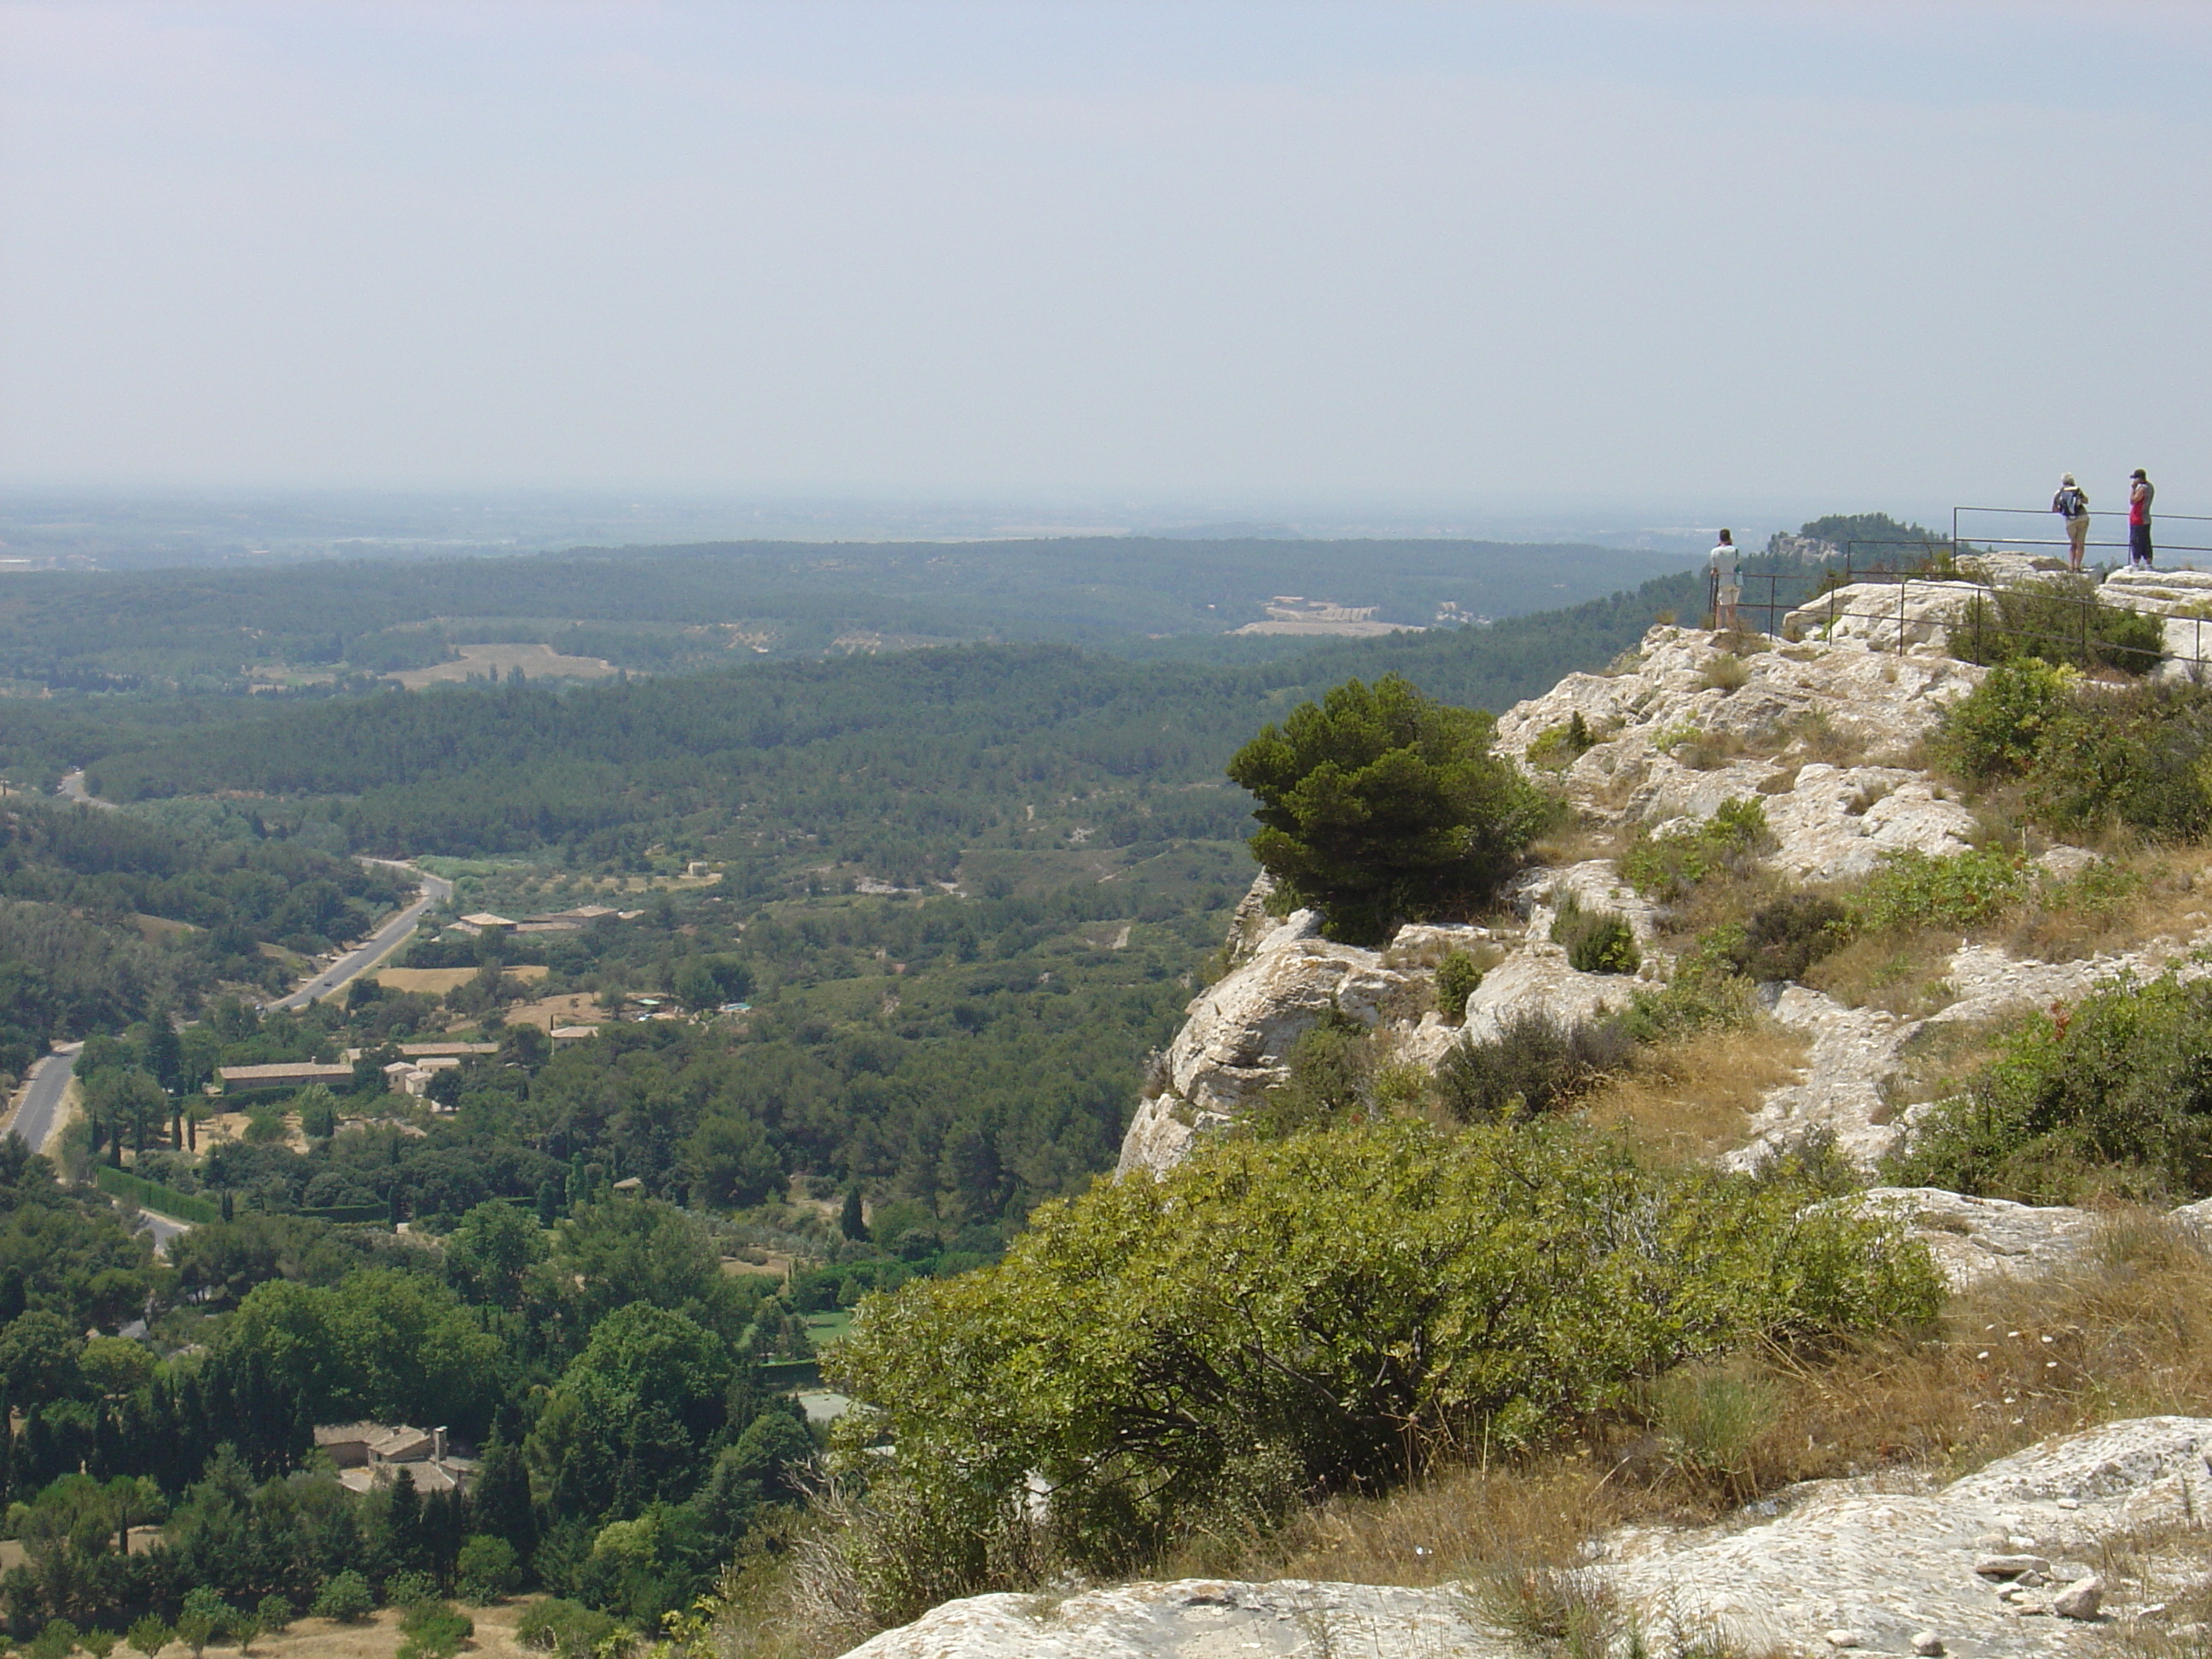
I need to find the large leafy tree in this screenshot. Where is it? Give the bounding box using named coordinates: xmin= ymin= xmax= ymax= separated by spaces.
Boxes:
xmin=1225 ymin=674 xmax=1551 ymax=944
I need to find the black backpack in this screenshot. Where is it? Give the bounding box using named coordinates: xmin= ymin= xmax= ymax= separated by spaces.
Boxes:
xmin=2058 ymin=487 xmax=2086 ymax=517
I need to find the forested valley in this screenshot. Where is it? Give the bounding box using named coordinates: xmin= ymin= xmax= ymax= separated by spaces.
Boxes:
xmin=0 ymin=549 xmax=1716 ymax=1651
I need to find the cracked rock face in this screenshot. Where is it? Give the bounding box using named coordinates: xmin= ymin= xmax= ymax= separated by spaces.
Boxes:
xmin=847 ymin=1420 xmax=2212 ymax=1659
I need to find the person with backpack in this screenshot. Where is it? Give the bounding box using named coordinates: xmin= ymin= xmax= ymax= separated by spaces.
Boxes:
xmin=2128 ymin=469 xmax=2156 ymax=568
xmin=2051 ymin=474 xmax=2090 ymax=570
xmin=1708 ymin=529 xmax=1742 ymax=633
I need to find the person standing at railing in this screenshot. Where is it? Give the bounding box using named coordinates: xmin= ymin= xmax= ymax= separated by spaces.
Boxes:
xmin=2128 ymin=469 xmax=2156 ymax=568
xmin=1709 ymin=528 xmax=1741 ymax=633
xmin=2052 ymin=474 xmax=2090 ymax=571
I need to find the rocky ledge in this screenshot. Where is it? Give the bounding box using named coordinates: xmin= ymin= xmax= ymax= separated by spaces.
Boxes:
xmin=847 ymin=1417 xmax=2212 ymax=1659
xmin=1120 ymin=620 xmax=2194 ymax=1179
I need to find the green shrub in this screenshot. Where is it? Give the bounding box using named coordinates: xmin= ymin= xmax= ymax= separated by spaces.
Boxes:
xmin=124 ymin=1619 xmax=169 ymax=1659
xmin=1726 ymin=893 xmax=1852 ymax=982
xmin=178 ymin=1592 xmax=229 ymax=1645
xmin=1955 ymin=576 xmax=2164 ymax=673
xmin=1435 ymin=950 xmax=1484 ymax=1022
xmin=1524 ymin=712 xmax=1596 ymax=770
xmin=1938 ymin=663 xmax=2212 ymax=839
xmin=453 ymin=1534 xmax=521 ymax=1604
xmin=252 ymin=1598 xmax=291 ymax=1639
xmin=1851 ymin=847 xmax=2026 ymax=934
xmin=381 ymin=1571 xmax=438 ymax=1610
xmin=1620 ymin=799 xmax=1772 ymax=901
xmin=515 ymin=1599 xmax=623 ymax=1659
xmin=1936 ymin=659 xmax=2078 ymax=780
xmin=310 ymin=1572 xmax=374 ymax=1624
xmin=1249 ymin=1012 xmax=1374 ymax=1139
xmin=1436 ymin=1011 xmax=1634 ymax=1122
xmin=1549 ymin=896 xmax=1641 ymax=975
xmin=830 ymin=1120 xmax=1941 ymax=1595
xmin=1887 ymin=972 xmax=2212 ymax=1203
xmin=79 ymin=1637 xmax=114 ymax=1659
xmin=29 ymin=1622 xmax=78 ymax=1659
xmin=397 ymin=1604 xmax=473 ymax=1659
xmin=1225 ymin=674 xmax=1556 ymax=945
xmin=1615 ymin=940 xmax=1759 ymax=1044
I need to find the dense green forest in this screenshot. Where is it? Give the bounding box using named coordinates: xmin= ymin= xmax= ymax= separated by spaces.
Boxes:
xmin=0 ymin=546 xmax=1735 ymax=1647
xmin=0 ymin=803 xmax=405 ymax=1082
xmin=0 ymin=536 xmax=1691 ymax=692
xmin=67 ymin=569 xmax=1706 ymax=884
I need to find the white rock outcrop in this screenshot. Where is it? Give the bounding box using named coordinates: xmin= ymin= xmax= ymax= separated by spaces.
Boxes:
xmin=1115 ymin=910 xmax=1418 ymax=1178
xmin=848 ymin=1418 xmax=2212 ymax=1658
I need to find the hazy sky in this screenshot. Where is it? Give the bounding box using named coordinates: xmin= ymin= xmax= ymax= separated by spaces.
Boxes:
xmin=3 ymin=2 xmax=2208 ymax=517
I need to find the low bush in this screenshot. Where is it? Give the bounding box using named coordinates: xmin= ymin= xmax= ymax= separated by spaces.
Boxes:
xmin=1435 ymin=950 xmax=1484 ymax=1022
xmin=310 ymin=1571 xmax=373 ymax=1624
xmin=1614 ymin=943 xmax=1759 ymax=1044
xmin=1955 ymin=576 xmax=2165 ymax=674
xmin=124 ymin=1618 xmax=169 ymax=1659
xmin=398 ymin=1603 xmax=473 ymax=1659
xmin=381 ymin=1570 xmax=438 ymax=1610
xmin=1549 ymin=897 xmax=1641 ymax=975
xmin=829 ymin=1120 xmax=1941 ymax=1607
xmin=1620 ymin=799 xmax=1771 ymax=902
xmin=515 ymin=1598 xmax=624 ymax=1659
xmin=30 ymin=1621 xmax=79 ymax=1659
xmin=1249 ymin=1013 xmax=1374 ymax=1139
xmin=1700 ymin=653 xmax=1751 ymax=693
xmin=1887 ymin=971 xmax=2212 ymax=1203
xmin=1437 ymin=1013 xmax=1633 ymax=1122
xmin=1936 ymin=659 xmax=2077 ymax=781
xmin=1525 ymin=712 xmax=1597 ymax=771
xmin=253 ymin=1597 xmax=292 ymax=1639
xmin=1725 ymin=893 xmax=1851 ymax=982
xmin=1936 ymin=665 xmax=2212 ymax=839
xmin=1851 ymin=847 xmax=2025 ymax=934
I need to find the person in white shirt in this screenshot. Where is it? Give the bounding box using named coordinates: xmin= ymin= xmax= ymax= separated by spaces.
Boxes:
xmin=1709 ymin=529 xmax=1742 ymax=633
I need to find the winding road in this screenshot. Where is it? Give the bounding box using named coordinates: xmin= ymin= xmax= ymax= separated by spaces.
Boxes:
xmin=3 ymin=840 xmax=452 ymax=1246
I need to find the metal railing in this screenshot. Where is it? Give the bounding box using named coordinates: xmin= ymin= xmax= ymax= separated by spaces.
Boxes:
xmin=1707 ymin=529 xmax=2212 ymax=672
xmin=1951 ymin=504 xmax=2212 ymax=571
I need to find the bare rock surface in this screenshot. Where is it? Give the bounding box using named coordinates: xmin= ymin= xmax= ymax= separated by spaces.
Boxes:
xmin=1115 ymin=911 xmax=1417 ymax=1178
xmin=841 ymin=1577 xmax=1500 ymax=1659
xmin=1780 ymin=579 xmax=1987 ymax=652
xmin=847 ymin=1421 xmax=2212 ymax=1658
xmin=1601 ymin=1416 xmax=2212 ymax=1656
xmin=1846 ymin=1188 xmax=2103 ymax=1290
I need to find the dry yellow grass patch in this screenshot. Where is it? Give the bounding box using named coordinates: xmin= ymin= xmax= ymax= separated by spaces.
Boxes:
xmin=371 ymin=965 xmax=548 ymax=995
xmin=1578 ymin=1024 xmax=1808 ymax=1164
xmin=2007 ymin=841 xmax=2212 ymax=962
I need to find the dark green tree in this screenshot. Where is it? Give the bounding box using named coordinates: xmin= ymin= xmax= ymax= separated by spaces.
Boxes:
xmin=838 ymin=1186 xmax=867 ymax=1243
xmin=1225 ymin=674 xmax=1551 ymax=944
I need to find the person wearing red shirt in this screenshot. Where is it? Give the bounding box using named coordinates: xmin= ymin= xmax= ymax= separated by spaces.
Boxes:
xmin=2128 ymin=469 xmax=2155 ymax=568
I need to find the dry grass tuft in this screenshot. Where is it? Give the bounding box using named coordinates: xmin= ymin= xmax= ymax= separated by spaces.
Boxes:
xmin=1801 ymin=929 xmax=1957 ymax=1016
xmin=1578 ymin=1025 xmax=1809 ymax=1165
xmin=1528 ymin=822 xmax=1632 ymax=867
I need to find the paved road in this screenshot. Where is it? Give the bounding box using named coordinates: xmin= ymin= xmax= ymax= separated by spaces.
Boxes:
xmin=57 ymin=769 xmax=117 ymax=810
xmin=3 ymin=862 xmax=451 ymax=1249
xmin=9 ymin=1041 xmax=83 ymax=1153
xmin=268 ymin=864 xmax=454 ymax=1011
